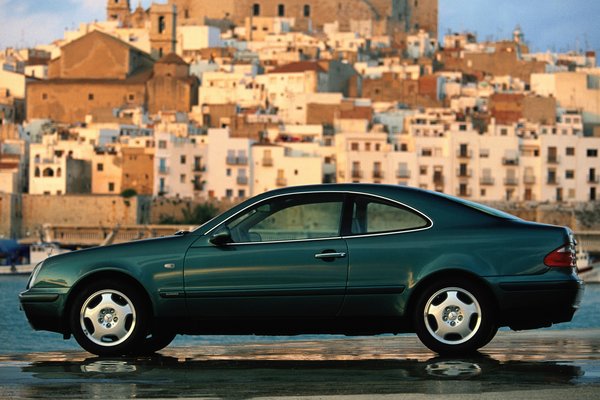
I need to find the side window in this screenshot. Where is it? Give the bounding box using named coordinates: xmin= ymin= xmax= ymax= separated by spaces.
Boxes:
xmin=351 ymin=196 xmax=429 ymax=235
xmin=225 ymin=194 xmax=343 ymax=243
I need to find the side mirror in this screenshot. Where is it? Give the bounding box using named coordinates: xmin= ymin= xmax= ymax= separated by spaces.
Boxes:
xmin=209 ymin=229 xmax=232 ymax=246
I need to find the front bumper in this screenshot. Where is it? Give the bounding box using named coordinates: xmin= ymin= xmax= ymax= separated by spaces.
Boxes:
xmin=494 ymin=278 xmax=584 ymax=330
xmin=19 ymin=289 xmax=69 ymax=334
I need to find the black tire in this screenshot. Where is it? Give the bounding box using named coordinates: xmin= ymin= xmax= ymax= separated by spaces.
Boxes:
xmin=413 ymin=279 xmax=497 ymax=355
xmin=69 ymin=279 xmax=150 ymax=356
xmin=135 ymin=330 xmax=177 ymax=355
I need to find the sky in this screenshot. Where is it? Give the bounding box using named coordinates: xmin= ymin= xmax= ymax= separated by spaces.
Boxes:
xmin=0 ymin=0 xmax=598 ymax=55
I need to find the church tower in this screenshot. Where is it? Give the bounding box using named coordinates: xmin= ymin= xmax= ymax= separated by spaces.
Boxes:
xmin=106 ymin=0 xmax=131 ymax=26
xmin=150 ymin=3 xmax=177 ymax=59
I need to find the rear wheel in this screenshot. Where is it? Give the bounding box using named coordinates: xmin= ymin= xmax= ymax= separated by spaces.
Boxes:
xmin=70 ymin=279 xmax=149 ymax=356
xmin=414 ymin=279 xmax=497 ymax=355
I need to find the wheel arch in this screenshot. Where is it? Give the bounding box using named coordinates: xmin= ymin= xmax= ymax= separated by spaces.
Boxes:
xmin=62 ymin=269 xmax=154 ymax=335
xmin=405 ymin=269 xmax=499 ymax=328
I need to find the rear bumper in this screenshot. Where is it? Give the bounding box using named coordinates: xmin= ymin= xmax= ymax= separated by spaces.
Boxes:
xmin=495 ymin=278 xmax=584 ymax=330
xmin=19 ymin=290 xmax=68 ymax=334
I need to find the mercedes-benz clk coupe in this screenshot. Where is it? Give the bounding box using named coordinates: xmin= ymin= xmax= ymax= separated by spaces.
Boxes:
xmin=20 ymin=184 xmax=584 ymax=356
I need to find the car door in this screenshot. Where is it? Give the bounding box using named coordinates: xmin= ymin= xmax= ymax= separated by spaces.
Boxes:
xmin=341 ymin=193 xmax=432 ymax=316
xmin=184 ymin=192 xmax=348 ymax=317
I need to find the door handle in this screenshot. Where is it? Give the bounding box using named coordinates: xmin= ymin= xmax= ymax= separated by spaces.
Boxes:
xmin=314 ymin=252 xmax=347 ymax=259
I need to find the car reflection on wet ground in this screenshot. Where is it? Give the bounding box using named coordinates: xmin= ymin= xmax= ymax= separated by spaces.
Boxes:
xmin=1 ymin=330 xmax=599 ymax=399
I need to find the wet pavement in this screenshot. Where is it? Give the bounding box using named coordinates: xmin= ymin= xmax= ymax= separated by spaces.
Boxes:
xmin=1 ymin=330 xmax=599 ymax=399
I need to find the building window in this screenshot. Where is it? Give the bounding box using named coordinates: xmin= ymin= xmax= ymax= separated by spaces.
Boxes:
xmin=42 ymin=93 xmax=47 ymax=100
xmin=180 ymin=174 xmax=186 ymax=183
xmin=566 ymin=147 xmax=575 ymax=156
xmin=565 ymin=170 xmax=575 ymax=179
xmin=128 ymin=94 xmax=135 ymax=101
xmin=42 ymin=167 xmax=54 ymax=177
xmin=226 ymin=189 xmax=233 ymax=198
xmin=238 ymin=189 xmax=246 ymax=198
xmin=88 ymin=93 xmax=94 ymax=100
xmin=303 ymin=4 xmax=311 ymax=17
xmin=158 ymin=16 xmax=166 ymax=34
xmin=108 ymin=182 xmax=115 ymax=192
xmin=252 ymin=3 xmax=260 ymax=16
xmin=226 ymin=168 xmax=231 ymax=177
xmin=419 ymin=166 xmax=427 ymax=175
xmin=180 ymin=155 xmax=186 ymax=164
xmin=34 ymin=167 xmax=40 ymax=177
xmin=278 ymin=4 xmax=285 ymax=16
xmin=587 ymin=149 xmax=598 ymax=157
xmin=350 ymin=142 xmax=359 ymax=151
xmin=158 ymin=140 xmax=167 ymax=149
xmin=97 ymin=163 xmax=104 ymax=172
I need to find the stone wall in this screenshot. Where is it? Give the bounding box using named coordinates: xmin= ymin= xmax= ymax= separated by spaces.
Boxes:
xmin=150 ymin=196 xmax=237 ymax=224
xmin=171 ymin=0 xmax=438 ymax=34
xmin=19 ymin=194 xmax=147 ymax=237
xmin=0 ymin=192 xmax=21 ymax=238
xmin=27 ymin=81 xmax=146 ymax=124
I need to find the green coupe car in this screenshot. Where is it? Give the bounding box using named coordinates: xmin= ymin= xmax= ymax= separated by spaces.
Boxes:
xmin=20 ymin=184 xmax=584 ymax=356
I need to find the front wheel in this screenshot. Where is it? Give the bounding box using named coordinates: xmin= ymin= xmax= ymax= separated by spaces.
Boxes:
xmin=414 ymin=280 xmax=497 ymax=355
xmin=136 ymin=330 xmax=177 ymax=355
xmin=69 ymin=279 xmax=149 ymax=356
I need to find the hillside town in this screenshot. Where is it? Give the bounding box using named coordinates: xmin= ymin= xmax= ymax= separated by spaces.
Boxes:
xmin=1 ymin=0 xmax=600 ymax=242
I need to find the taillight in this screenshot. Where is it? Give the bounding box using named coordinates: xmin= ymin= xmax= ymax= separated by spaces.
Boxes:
xmin=544 ymin=244 xmax=576 ymax=268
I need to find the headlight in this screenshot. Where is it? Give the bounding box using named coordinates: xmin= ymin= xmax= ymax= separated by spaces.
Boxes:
xmin=27 ymin=261 xmax=44 ymax=289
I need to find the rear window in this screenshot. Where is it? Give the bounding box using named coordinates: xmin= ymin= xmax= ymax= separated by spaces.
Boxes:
xmin=350 ymin=195 xmax=431 ymax=235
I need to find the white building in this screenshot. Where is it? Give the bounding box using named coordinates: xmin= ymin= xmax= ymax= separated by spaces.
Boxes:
xmin=154 ymin=132 xmax=208 ymax=199
xmin=199 ymin=71 xmax=265 ymax=107
xmin=177 ymin=25 xmax=223 ymax=55
xmin=252 ymin=143 xmax=322 ymax=194
xmin=203 ymin=128 xmax=254 ymax=200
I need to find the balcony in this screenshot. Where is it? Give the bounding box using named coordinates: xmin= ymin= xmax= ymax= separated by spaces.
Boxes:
xmin=456 ymin=149 xmax=473 ymax=159
xmin=547 ymin=155 xmax=560 ymax=164
xmin=193 ymin=180 xmax=204 ymax=191
xmin=227 ymin=156 xmax=248 ymax=165
xmin=504 ymin=177 xmax=519 ymax=186
xmin=523 ymin=175 xmax=536 ymax=185
xmin=588 ymin=176 xmax=600 ymax=184
xmin=351 ymin=170 xmax=363 ymax=179
xmin=372 ymin=170 xmax=384 ymax=179
xmin=193 ymin=165 xmax=205 ymax=172
xmin=480 ymin=176 xmax=495 ymax=185
xmin=262 ymin=157 xmax=274 ymax=167
xmin=396 ymin=170 xmax=411 ymax=179
xmin=158 ymin=166 xmax=169 ymax=174
xmin=547 ymin=177 xmax=560 ymax=185
xmin=276 ymin=177 xmax=287 ymax=187
xmin=237 ymin=176 xmax=248 ymax=185
xmin=456 ymin=168 xmax=472 ymax=178
xmin=502 ymin=157 xmax=519 ymax=166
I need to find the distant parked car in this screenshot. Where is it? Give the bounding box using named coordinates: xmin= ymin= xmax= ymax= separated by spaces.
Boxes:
xmin=20 ymin=184 xmax=584 ymax=356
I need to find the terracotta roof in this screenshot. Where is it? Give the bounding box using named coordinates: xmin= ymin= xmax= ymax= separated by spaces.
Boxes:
xmin=157 ymin=53 xmax=188 ymax=66
xmin=269 ymin=61 xmax=326 ymax=74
